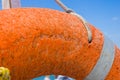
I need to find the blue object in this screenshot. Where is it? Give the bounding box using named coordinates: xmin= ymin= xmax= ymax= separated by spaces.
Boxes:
xmin=33 ymin=75 xmax=55 ymax=80
xmin=55 ymin=75 xmax=73 ymax=80
xmin=32 ymin=75 xmax=74 ymax=80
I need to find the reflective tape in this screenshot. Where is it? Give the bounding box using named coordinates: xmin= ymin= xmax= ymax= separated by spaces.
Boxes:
xmin=84 ymin=35 xmax=115 ymax=80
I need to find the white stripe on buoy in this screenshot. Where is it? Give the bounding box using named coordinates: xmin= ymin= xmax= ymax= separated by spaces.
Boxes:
xmin=84 ymin=35 xmax=115 ymax=80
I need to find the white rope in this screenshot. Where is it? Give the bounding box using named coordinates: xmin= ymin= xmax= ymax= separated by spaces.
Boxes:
xmin=55 ymin=0 xmax=92 ymax=43
xmin=69 ymin=12 xmax=92 ymax=43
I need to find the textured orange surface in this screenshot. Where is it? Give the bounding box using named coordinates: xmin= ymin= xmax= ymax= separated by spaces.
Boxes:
xmin=0 ymin=8 xmax=119 ymax=80
xmin=105 ymin=46 xmax=120 ymax=80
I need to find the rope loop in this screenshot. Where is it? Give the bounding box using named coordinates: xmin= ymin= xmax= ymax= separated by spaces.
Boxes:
xmin=55 ymin=0 xmax=92 ymax=43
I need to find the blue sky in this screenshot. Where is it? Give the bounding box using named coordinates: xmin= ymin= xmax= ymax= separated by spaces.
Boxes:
xmin=0 ymin=0 xmax=120 ymax=48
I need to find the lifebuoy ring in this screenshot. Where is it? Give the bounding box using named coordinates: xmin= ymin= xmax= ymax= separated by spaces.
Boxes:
xmin=0 ymin=8 xmax=120 ymax=80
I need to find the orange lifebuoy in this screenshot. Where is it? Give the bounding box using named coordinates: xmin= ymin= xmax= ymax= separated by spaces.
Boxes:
xmin=0 ymin=8 xmax=120 ymax=80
